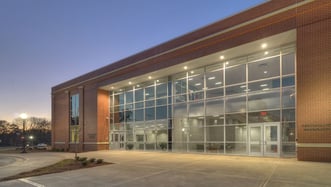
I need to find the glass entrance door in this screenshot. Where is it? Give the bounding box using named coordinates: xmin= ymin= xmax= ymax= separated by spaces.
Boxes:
xmin=111 ymin=131 xmax=126 ymax=150
xmin=248 ymin=123 xmax=280 ymax=156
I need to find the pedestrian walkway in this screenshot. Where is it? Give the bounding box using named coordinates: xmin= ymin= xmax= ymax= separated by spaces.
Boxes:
xmin=1 ymin=151 xmax=331 ymax=187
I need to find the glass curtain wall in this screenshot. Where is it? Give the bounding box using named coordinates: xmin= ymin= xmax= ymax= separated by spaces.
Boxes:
xmin=109 ymin=45 xmax=296 ymax=156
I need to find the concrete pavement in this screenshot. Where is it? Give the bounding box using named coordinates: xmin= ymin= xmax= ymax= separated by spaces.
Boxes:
xmin=0 ymin=151 xmax=331 ymax=186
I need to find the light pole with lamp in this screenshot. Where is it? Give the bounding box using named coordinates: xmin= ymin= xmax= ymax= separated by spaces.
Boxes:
xmin=20 ymin=113 xmax=28 ymax=153
xmin=29 ymin=135 xmax=34 ymax=147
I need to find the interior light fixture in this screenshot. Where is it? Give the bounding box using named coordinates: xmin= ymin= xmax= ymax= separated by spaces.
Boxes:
xmin=195 ymin=83 xmax=201 ymax=86
xmin=184 ymin=66 xmax=188 ymax=70
xmin=260 ymin=84 xmax=268 ymax=87
xmin=215 ymin=82 xmax=222 ymax=85
xmin=148 ymin=76 xmax=152 ymax=79
xmin=264 ymin=71 xmax=268 ymax=74
xmin=208 ymin=77 xmax=215 ymax=80
xmin=220 ymin=55 xmax=225 ymax=60
xmin=136 ymin=85 xmax=140 ymax=88
xmin=225 ymin=61 xmax=229 ymax=65
xmin=240 ymin=85 xmax=246 ymax=88
xmin=264 ymin=51 xmax=269 ymax=55
xmin=156 ymin=80 xmax=159 ymax=82
xmin=262 ymin=88 xmax=270 ymax=91
xmin=261 ymin=43 xmax=267 ymax=49
xmin=129 ymin=81 xmax=132 ymax=85
xmin=188 ymin=78 xmax=193 ymax=81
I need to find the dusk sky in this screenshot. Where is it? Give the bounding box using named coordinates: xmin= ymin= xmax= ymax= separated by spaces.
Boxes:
xmin=0 ymin=0 xmax=265 ymax=122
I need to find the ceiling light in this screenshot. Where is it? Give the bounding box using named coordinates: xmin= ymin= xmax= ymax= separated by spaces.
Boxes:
xmin=148 ymin=76 xmax=152 ymax=79
xmin=240 ymin=85 xmax=246 ymax=88
xmin=111 ymin=86 xmax=114 ymax=89
xmin=264 ymin=51 xmax=269 ymax=55
xmin=261 ymin=43 xmax=267 ymax=49
xmin=184 ymin=66 xmax=188 ymax=70
xmin=215 ymin=82 xmax=222 ymax=85
xmin=225 ymin=61 xmax=229 ymax=65
xmin=190 ymin=71 xmax=194 ymax=74
xmin=264 ymin=71 xmax=268 ymax=74
xmin=156 ymin=80 xmax=159 ymax=82
xmin=262 ymin=88 xmax=270 ymax=91
xmin=188 ymin=78 xmax=193 ymax=81
xmin=136 ymin=85 xmax=140 ymax=88
xmin=260 ymin=84 xmax=268 ymax=87
xmin=195 ymin=83 xmax=201 ymax=86
xmin=129 ymin=81 xmax=132 ymax=85
xmin=208 ymin=77 xmax=215 ymax=80
xmin=220 ymin=55 xmax=224 ymax=60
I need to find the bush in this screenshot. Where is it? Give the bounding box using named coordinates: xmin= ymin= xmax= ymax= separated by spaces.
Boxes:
xmin=96 ymin=159 xmax=103 ymax=164
xmin=81 ymin=160 xmax=88 ymax=166
xmin=75 ymin=156 xmax=80 ymax=161
xmin=78 ymin=157 xmax=87 ymax=162
xmin=89 ymin=158 xmax=96 ymax=163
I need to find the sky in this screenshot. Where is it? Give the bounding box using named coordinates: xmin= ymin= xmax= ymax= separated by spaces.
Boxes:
xmin=0 ymin=0 xmax=265 ymax=122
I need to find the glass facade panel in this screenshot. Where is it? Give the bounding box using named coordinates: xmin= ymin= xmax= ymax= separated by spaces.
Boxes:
xmin=248 ymin=91 xmax=280 ymax=111
xmin=225 ymin=64 xmax=246 ymax=85
xmin=206 ymin=126 xmax=224 ymax=141
xmin=206 ymin=99 xmax=224 ymax=116
xmin=225 ymin=96 xmax=246 ymax=113
xmin=108 ymin=45 xmax=296 ymax=157
xmin=248 ymin=56 xmax=280 ymax=81
xmin=70 ymin=94 xmax=79 ymax=125
xmin=282 ymin=53 xmax=295 ymax=75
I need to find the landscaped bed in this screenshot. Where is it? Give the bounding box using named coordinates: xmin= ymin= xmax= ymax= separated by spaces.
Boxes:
xmin=0 ymin=157 xmax=112 ymax=181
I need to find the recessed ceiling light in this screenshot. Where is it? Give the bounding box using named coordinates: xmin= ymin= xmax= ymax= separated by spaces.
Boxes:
xmin=208 ymin=77 xmax=215 ymax=80
xmin=262 ymin=88 xmax=270 ymax=91
xmin=111 ymin=86 xmax=114 ymax=89
xmin=136 ymin=85 xmax=140 ymax=87
xmin=156 ymin=80 xmax=159 ymax=82
xmin=184 ymin=66 xmax=188 ymax=70
xmin=195 ymin=83 xmax=201 ymax=86
xmin=261 ymin=43 xmax=267 ymax=49
xmin=260 ymin=84 xmax=268 ymax=87
xmin=129 ymin=81 xmax=132 ymax=85
xmin=220 ymin=55 xmax=225 ymax=60
xmin=215 ymin=82 xmax=222 ymax=85
xmin=148 ymin=76 xmax=152 ymax=79
xmin=190 ymin=71 xmax=194 ymax=74
xmin=264 ymin=51 xmax=269 ymax=55
xmin=264 ymin=71 xmax=268 ymax=74
xmin=225 ymin=61 xmax=229 ymax=65
xmin=240 ymin=85 xmax=246 ymax=88
xmin=188 ymin=78 xmax=193 ymax=81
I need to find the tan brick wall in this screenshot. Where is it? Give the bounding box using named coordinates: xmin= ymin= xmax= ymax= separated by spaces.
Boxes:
xmin=296 ymin=2 xmax=331 ymax=161
xmin=52 ymin=91 xmax=69 ymax=150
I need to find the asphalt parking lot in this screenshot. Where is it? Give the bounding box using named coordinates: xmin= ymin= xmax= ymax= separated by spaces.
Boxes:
xmin=1 ymin=150 xmax=331 ymax=187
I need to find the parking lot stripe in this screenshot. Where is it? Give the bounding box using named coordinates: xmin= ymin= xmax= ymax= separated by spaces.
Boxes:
xmin=19 ymin=178 xmax=45 ymax=187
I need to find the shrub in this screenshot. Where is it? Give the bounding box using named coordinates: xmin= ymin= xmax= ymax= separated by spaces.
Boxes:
xmin=78 ymin=157 xmax=87 ymax=162
xmin=81 ymin=160 xmax=88 ymax=166
xmin=96 ymin=159 xmax=103 ymax=164
xmin=89 ymin=158 xmax=96 ymax=163
xmin=75 ymin=156 xmax=80 ymax=161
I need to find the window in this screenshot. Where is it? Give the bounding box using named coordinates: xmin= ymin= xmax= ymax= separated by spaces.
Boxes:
xmin=70 ymin=94 xmax=79 ymax=125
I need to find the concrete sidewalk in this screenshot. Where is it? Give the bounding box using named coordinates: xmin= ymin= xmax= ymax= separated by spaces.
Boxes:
xmin=1 ymin=151 xmax=331 ymax=187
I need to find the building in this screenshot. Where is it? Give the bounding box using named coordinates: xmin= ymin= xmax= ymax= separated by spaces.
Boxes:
xmin=51 ymin=0 xmax=331 ymax=161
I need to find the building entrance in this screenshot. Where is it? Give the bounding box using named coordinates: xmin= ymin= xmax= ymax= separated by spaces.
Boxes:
xmin=248 ymin=123 xmax=280 ymax=156
xmin=111 ymin=131 xmax=126 ymax=150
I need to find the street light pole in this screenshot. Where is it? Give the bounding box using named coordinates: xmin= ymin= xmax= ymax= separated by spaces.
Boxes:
xmin=20 ymin=113 xmax=28 ymax=153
